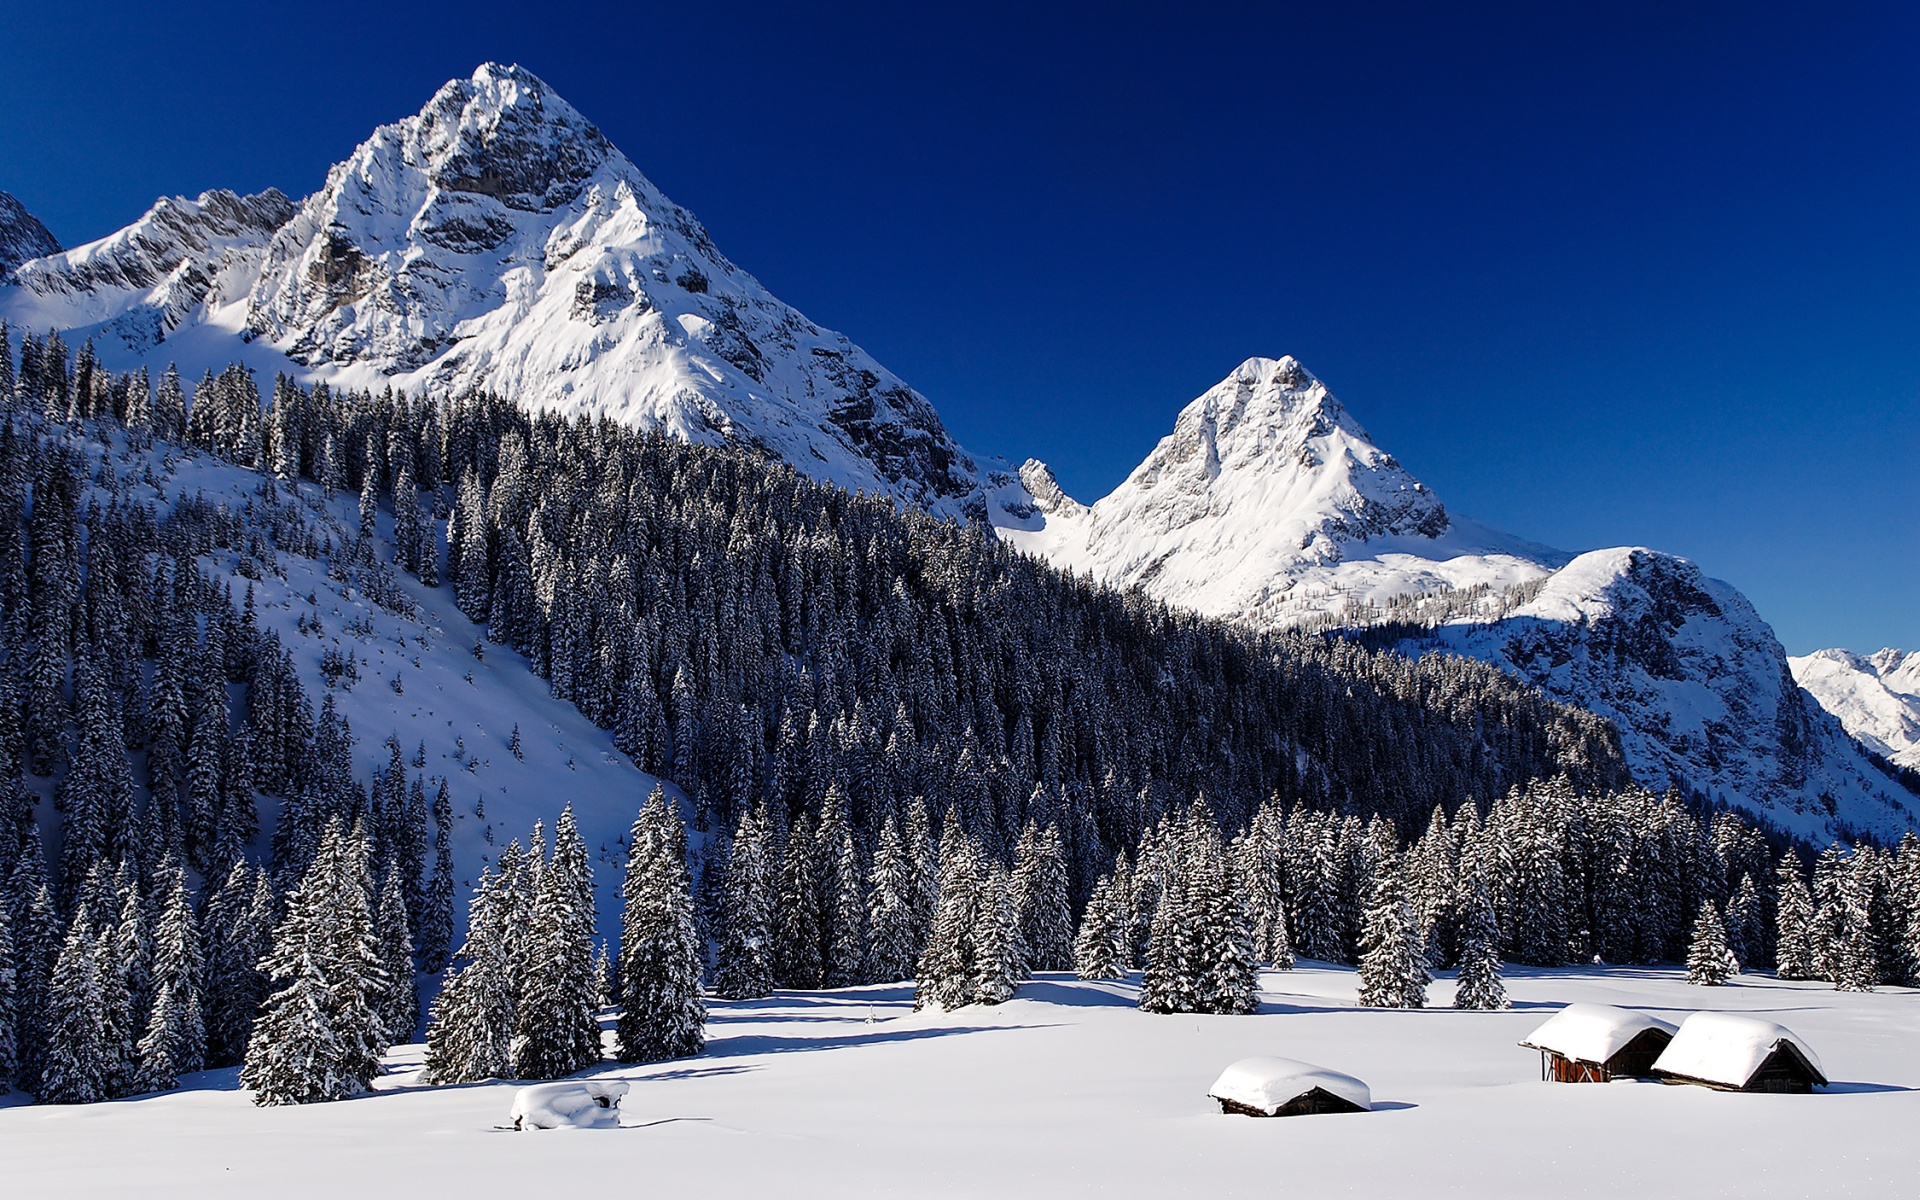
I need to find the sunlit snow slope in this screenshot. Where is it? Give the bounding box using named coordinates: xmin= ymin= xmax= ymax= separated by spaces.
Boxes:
xmin=1791 ymin=649 xmax=1920 ymax=771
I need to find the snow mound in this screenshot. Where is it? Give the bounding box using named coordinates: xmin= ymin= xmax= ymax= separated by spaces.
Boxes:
xmin=1519 ymin=1003 xmax=1677 ymax=1065
xmin=1206 ymin=1055 xmax=1371 ymax=1115
xmin=509 ymin=1080 xmax=630 ymax=1129
xmin=1651 ymin=1012 xmax=1827 ymax=1090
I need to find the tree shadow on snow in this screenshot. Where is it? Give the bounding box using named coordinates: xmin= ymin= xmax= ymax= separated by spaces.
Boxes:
xmin=705 ymin=1023 xmax=1057 ymax=1060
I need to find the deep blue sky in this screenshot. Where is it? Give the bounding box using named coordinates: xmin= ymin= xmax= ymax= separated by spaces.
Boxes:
xmin=2 ymin=2 xmax=1914 ymax=653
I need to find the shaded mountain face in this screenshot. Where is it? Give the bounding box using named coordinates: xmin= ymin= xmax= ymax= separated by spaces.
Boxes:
xmin=0 ymin=191 xmax=61 ymax=277
xmin=1792 ymin=648 xmax=1920 ymax=771
xmin=0 ymin=64 xmax=1019 ymax=523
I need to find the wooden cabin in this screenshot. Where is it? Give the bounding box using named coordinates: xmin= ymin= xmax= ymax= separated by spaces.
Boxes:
xmin=1651 ymin=1012 xmax=1828 ymax=1094
xmin=1208 ymin=1056 xmax=1372 ymax=1117
xmin=1520 ymin=1003 xmax=1679 ymax=1083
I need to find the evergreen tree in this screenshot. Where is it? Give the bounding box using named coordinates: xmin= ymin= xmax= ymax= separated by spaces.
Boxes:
xmin=40 ymin=904 xmax=110 ymax=1104
xmin=375 ymin=866 xmax=419 ymax=1042
xmin=1774 ymin=854 xmax=1817 ymax=981
xmin=135 ymin=869 xmax=205 ymax=1091
xmin=774 ymin=814 xmax=824 ymax=989
xmin=865 ymin=812 xmax=917 ymax=983
xmin=615 ymin=786 xmax=706 ymax=1063
xmin=1073 ymin=869 xmax=1130 ymax=981
xmin=511 ymin=806 xmax=601 ymax=1078
xmin=421 ymin=867 xmax=514 ymax=1084
xmin=0 ymin=899 xmax=15 ymax=1093
xmin=714 ymin=807 xmax=776 ymax=1000
xmin=1685 ymin=901 xmax=1738 ymax=986
xmin=818 ymin=787 xmax=866 ymax=988
xmin=1357 ymin=855 xmax=1429 ymax=1009
xmin=1834 ymin=854 xmax=1880 ymax=993
xmin=241 ymin=820 xmax=389 ymax=1105
xmin=1013 ymin=822 xmax=1073 ymax=974
xmin=1451 ymin=871 xmax=1508 ymax=1010
xmin=203 ymin=862 xmax=273 ymax=1067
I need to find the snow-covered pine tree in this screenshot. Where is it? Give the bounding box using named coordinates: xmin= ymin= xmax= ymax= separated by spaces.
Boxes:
xmin=1357 ymin=854 xmax=1429 ymax=1009
xmin=1685 ymin=901 xmax=1738 ymax=986
xmin=203 ymin=864 xmax=274 ymax=1067
xmin=1834 ymin=854 xmax=1880 ymax=993
xmin=242 ymin=819 xmax=389 ymax=1105
xmin=1139 ymin=826 xmax=1196 ymax=1014
xmin=512 ymin=806 xmax=601 ymax=1079
xmin=1774 ymin=854 xmax=1816 ymax=980
xmin=0 ymin=898 xmax=14 ymax=1093
xmin=969 ymin=858 xmax=1019 ymax=1006
xmin=866 ymin=812 xmax=918 ymax=983
xmin=916 ymin=835 xmax=982 ymax=1012
xmin=40 ymin=903 xmax=110 ymax=1104
xmin=1073 ymin=869 xmax=1130 ymax=981
xmin=1190 ymin=825 xmax=1258 ymax=1015
xmin=818 ymin=787 xmax=867 ymax=988
xmin=417 ymin=779 xmax=455 ymax=973
xmin=375 ymin=865 xmax=418 ymax=1042
xmin=1452 ymin=870 xmax=1507 ymax=1010
xmin=1013 ymin=822 xmax=1073 ymax=974
xmin=714 ymin=806 xmax=776 ymax=999
xmin=134 ymin=868 xmax=206 ymax=1091
xmin=774 ymin=813 xmax=824 ymax=989
xmin=615 ymin=785 xmax=707 ymax=1063
xmin=420 ymin=866 xmax=514 ymax=1084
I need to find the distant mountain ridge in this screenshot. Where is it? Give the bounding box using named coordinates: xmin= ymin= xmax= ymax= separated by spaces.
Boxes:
xmin=1791 ymin=649 xmax=1920 ymax=771
xmin=1 ymin=64 xmax=1910 ymax=842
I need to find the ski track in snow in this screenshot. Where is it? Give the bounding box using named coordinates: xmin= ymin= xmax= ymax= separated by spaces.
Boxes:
xmin=1 ymin=965 xmax=1914 ymax=1198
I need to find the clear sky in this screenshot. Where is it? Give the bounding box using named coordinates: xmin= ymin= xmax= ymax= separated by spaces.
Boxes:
xmin=2 ymin=2 xmax=1914 ymax=654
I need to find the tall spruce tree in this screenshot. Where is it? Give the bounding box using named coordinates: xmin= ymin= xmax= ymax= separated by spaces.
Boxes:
xmin=714 ymin=806 xmax=776 ymax=999
xmin=1685 ymin=901 xmax=1738 ymax=986
xmin=1357 ymin=855 xmax=1429 ymax=1009
xmin=512 ymin=807 xmax=601 ymax=1078
xmin=615 ymin=786 xmax=707 ymax=1063
xmin=1451 ymin=871 xmax=1508 ymax=1010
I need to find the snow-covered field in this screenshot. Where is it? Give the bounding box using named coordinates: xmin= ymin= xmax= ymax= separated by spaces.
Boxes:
xmin=3 ymin=964 xmax=1913 ymax=1198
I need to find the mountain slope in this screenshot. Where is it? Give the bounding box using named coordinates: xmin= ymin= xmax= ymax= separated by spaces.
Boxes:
xmin=1791 ymin=648 xmax=1920 ymax=771
xmin=0 ymin=64 xmax=1017 ymax=523
xmin=1017 ymin=357 xmax=1915 ymax=842
xmin=0 ymin=191 xmax=61 ymax=277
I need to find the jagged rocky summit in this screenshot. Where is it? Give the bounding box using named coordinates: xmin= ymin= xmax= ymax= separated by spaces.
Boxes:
xmin=0 ymin=64 xmax=1022 ymax=523
xmin=0 ymin=190 xmax=62 ymax=277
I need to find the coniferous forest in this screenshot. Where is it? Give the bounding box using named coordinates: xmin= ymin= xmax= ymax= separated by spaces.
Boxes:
xmin=0 ymin=325 xmax=1913 ymax=1108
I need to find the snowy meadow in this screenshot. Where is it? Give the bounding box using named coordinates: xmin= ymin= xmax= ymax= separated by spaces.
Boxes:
xmin=2 ymin=963 xmax=1913 ymax=1199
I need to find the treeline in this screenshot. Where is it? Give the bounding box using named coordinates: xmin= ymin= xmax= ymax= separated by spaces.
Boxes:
xmin=0 ymin=328 xmax=1889 ymax=1110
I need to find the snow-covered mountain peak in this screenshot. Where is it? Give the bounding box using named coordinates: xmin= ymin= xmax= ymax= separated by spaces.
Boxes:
xmin=1002 ymin=355 xmax=1554 ymax=627
xmin=0 ymin=191 xmax=60 ymax=278
xmin=1 ymin=65 xmax=1006 ymax=520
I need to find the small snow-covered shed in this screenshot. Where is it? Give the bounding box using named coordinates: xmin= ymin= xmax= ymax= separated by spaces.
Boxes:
xmin=1651 ymin=1012 xmax=1827 ymax=1094
xmin=509 ymin=1080 xmax=631 ymax=1129
xmin=1208 ymin=1057 xmax=1371 ymax=1117
xmin=1520 ymin=1003 xmax=1678 ymax=1083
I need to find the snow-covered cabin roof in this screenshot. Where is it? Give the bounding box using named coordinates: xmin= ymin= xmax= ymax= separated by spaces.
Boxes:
xmin=1207 ymin=1057 xmax=1371 ymax=1115
xmin=1651 ymin=1012 xmax=1828 ymax=1089
xmin=1519 ymin=1003 xmax=1678 ymax=1065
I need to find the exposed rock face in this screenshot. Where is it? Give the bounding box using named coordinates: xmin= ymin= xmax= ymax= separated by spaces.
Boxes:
xmin=0 ymin=191 xmax=61 ymax=278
